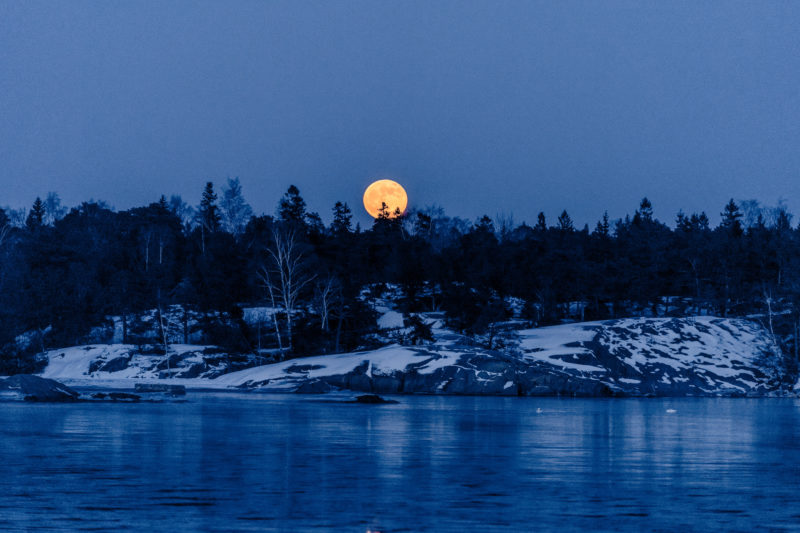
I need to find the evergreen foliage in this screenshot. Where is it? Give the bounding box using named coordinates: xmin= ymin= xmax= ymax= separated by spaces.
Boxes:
xmin=25 ymin=197 xmax=45 ymax=229
xmin=2 ymin=190 xmax=800 ymax=373
xmin=198 ymin=182 xmax=221 ymax=232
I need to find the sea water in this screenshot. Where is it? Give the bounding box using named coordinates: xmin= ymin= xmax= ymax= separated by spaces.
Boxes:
xmin=1 ymin=394 xmax=799 ymax=532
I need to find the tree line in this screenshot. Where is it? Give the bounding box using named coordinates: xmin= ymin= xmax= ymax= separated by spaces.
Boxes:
xmin=1 ymin=181 xmax=799 ymax=374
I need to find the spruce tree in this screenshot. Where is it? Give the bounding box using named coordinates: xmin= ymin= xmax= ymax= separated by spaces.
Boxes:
xmin=636 ymin=197 xmax=653 ymax=223
xmin=557 ymin=210 xmax=574 ymax=232
xmin=476 ymin=215 xmax=494 ymax=233
xmin=594 ymin=211 xmax=610 ymax=237
xmin=535 ymin=212 xmax=547 ymax=232
xmin=331 ymin=201 xmax=352 ymax=234
xmin=199 ymin=182 xmax=220 ymax=232
xmin=691 ymin=212 xmax=710 ymax=231
xmin=25 ymin=197 xmax=45 ymax=229
xmin=278 ymin=185 xmax=307 ymax=225
xmin=720 ymin=199 xmax=743 ymax=235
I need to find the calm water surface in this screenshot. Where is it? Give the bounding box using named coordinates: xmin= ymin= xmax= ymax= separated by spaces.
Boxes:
xmin=1 ymin=394 xmax=799 ymax=532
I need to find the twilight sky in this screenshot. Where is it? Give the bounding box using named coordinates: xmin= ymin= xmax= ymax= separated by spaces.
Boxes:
xmin=1 ymin=0 xmax=799 ymax=227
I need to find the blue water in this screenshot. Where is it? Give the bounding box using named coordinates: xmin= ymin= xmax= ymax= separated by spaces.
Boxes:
xmin=1 ymin=394 xmax=799 ymax=532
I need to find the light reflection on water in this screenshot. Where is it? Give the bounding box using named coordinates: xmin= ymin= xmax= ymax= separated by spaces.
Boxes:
xmin=1 ymin=394 xmax=799 ymax=532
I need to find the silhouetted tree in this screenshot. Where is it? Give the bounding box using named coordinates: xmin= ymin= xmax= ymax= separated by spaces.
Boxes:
xmin=278 ymin=185 xmax=307 ymax=226
xmin=535 ymin=212 xmax=547 ymax=232
xmin=557 ymin=210 xmax=574 ymax=232
xmin=331 ymin=201 xmax=353 ymax=234
xmin=198 ymin=182 xmax=221 ymax=233
xmin=25 ymin=197 xmax=45 ymax=230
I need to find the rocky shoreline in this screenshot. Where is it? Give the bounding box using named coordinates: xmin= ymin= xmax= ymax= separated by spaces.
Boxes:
xmin=26 ymin=317 xmax=799 ymax=399
xmin=0 ymin=374 xmax=187 ymax=402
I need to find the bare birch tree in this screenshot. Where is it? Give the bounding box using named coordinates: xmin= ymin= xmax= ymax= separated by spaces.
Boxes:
xmin=314 ymin=275 xmax=340 ymax=333
xmin=257 ymin=228 xmax=314 ymax=357
xmin=258 ymin=266 xmax=283 ymax=355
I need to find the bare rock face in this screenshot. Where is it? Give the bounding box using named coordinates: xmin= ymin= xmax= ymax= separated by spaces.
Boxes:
xmin=245 ymin=317 xmax=788 ymax=397
xmin=0 ymin=375 xmax=79 ymax=402
xmin=99 ymin=356 xmax=130 ymax=373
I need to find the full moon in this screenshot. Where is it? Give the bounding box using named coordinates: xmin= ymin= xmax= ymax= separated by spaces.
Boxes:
xmin=363 ymin=179 xmax=408 ymax=219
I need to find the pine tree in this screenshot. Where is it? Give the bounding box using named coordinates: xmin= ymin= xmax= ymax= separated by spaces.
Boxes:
xmin=692 ymin=212 xmax=710 ymax=231
xmin=306 ymin=212 xmax=325 ymax=237
xmin=25 ymin=197 xmax=45 ymax=229
xmin=377 ymin=202 xmax=391 ymax=220
xmin=535 ymin=212 xmax=547 ymax=232
xmin=635 ymin=197 xmax=653 ymax=223
xmin=720 ymin=199 xmax=743 ymax=235
xmin=594 ymin=211 xmax=610 ymax=237
xmin=476 ymin=215 xmax=494 ymax=233
xmin=331 ymin=201 xmax=352 ymax=234
xmin=676 ymin=211 xmax=689 ymax=232
xmin=198 ymin=182 xmax=220 ymax=232
xmin=557 ymin=210 xmax=574 ymax=232
xmin=278 ymin=185 xmax=307 ymax=225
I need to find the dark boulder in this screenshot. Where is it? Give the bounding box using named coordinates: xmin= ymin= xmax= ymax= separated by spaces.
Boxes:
xmin=355 ymin=394 xmax=398 ymax=404
xmin=99 ymin=356 xmax=130 ymax=373
xmin=108 ymin=392 xmax=140 ymax=402
xmin=156 ymin=353 xmax=185 ymax=371
xmin=176 ymin=362 xmax=206 ymax=379
xmin=0 ymin=375 xmax=79 ymax=402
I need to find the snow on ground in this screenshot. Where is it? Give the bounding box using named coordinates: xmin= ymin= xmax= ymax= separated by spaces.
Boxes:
xmin=212 ymin=345 xmax=462 ymax=388
xmin=42 ymin=345 xmax=132 ymax=380
xmin=600 ymin=317 xmax=771 ymax=380
xmin=38 ymin=342 xmax=465 ymax=391
xmin=34 ymin=315 xmax=787 ymax=395
xmin=517 ymin=322 xmax=606 ymax=372
xmin=41 ymin=344 xmax=221 ymax=383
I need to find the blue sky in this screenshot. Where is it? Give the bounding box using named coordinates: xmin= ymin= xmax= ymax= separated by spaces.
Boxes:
xmin=1 ymin=0 xmax=799 ymax=227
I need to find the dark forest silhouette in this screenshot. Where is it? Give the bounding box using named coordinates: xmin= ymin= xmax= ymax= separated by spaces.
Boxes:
xmin=2 ymin=182 xmax=799 ymax=374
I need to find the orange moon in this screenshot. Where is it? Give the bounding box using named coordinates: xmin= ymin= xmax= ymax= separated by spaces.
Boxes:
xmin=363 ymin=179 xmax=408 ymax=218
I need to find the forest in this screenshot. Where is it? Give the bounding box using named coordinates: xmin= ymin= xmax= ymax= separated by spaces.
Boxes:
xmin=2 ymin=180 xmax=799 ymax=374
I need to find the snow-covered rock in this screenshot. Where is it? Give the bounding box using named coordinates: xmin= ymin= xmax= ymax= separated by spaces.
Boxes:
xmin=213 ymin=317 xmax=786 ymax=396
xmin=40 ymin=344 xmax=242 ymax=383
xmin=517 ymin=316 xmax=784 ymax=396
xmin=0 ymin=375 xmax=79 ymax=402
xmin=35 ymin=317 xmax=790 ymax=397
